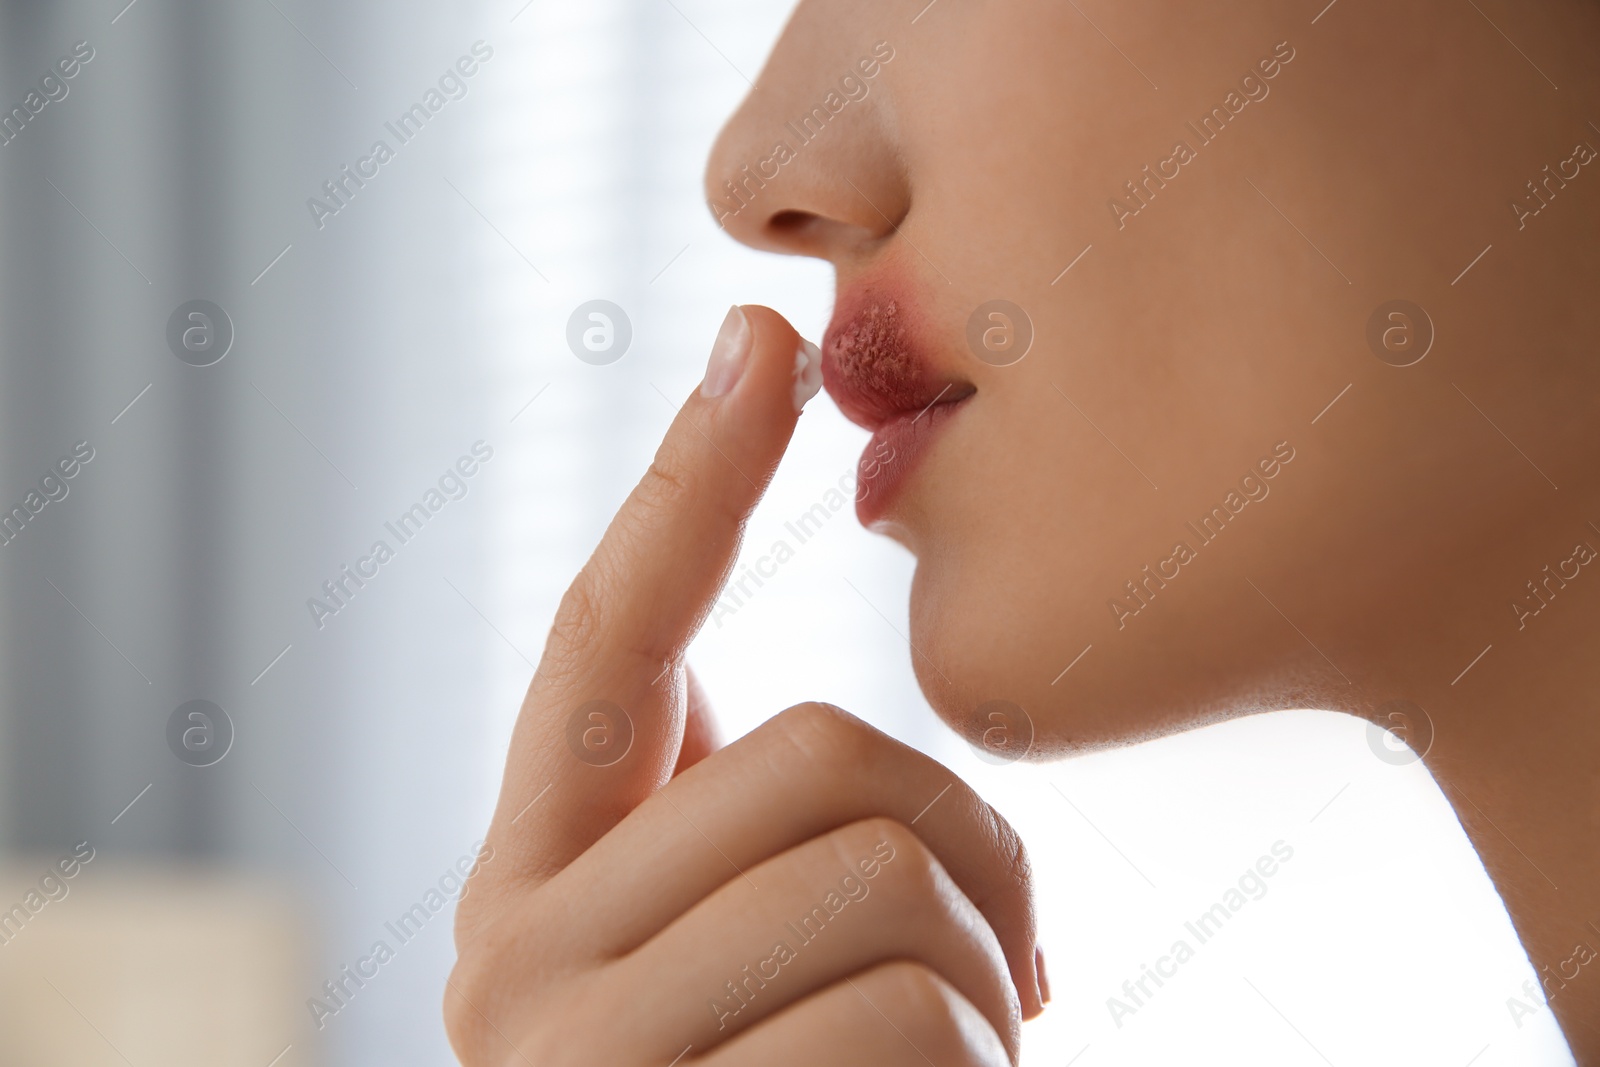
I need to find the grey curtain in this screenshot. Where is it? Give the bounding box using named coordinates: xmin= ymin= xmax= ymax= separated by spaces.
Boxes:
xmin=2 ymin=2 xmax=499 ymax=1062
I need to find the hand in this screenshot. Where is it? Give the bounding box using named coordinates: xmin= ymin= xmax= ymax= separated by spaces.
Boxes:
xmin=445 ymin=305 xmax=1045 ymax=1066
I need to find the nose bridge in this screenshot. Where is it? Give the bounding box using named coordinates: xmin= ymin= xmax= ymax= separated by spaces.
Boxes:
xmin=705 ymin=15 xmax=908 ymax=257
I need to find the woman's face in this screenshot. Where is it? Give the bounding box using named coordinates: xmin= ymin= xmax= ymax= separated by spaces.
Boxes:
xmin=706 ymin=0 xmax=1599 ymax=754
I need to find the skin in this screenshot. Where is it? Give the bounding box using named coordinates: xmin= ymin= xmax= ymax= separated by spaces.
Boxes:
xmin=447 ymin=307 xmax=1037 ymax=1066
xmin=450 ymin=0 xmax=1600 ymax=1061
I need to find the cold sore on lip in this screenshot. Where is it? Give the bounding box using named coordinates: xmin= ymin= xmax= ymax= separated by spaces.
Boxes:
xmin=821 ymin=296 xmax=973 ymax=526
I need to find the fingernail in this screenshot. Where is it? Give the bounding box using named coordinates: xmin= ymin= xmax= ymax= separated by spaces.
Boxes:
xmin=701 ymin=305 xmax=752 ymax=399
xmin=792 ymin=338 xmax=822 ymax=413
xmin=1034 ymin=944 xmax=1051 ymax=1005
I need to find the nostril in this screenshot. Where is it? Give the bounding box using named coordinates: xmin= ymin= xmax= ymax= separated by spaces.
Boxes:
xmin=768 ymin=210 xmax=816 ymax=236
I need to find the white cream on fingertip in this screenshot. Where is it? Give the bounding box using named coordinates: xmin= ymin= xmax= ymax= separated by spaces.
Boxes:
xmin=792 ymin=338 xmax=822 ymax=413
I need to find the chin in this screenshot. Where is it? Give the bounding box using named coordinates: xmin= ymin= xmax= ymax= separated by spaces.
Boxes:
xmin=902 ymin=551 xmax=1093 ymax=760
xmin=905 ymin=546 xmax=1286 ymax=762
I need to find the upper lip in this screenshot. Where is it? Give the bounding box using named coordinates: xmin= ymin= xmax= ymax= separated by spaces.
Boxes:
xmin=820 ymin=286 xmax=974 ymax=430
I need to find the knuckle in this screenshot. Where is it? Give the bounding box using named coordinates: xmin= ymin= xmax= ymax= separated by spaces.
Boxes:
xmin=770 ymin=700 xmax=879 ymax=770
xmin=877 ymin=826 xmax=941 ymax=893
xmin=546 ymin=574 xmax=607 ymax=661
xmin=849 ymin=813 xmax=915 ymax=855
xmin=444 ymin=916 xmax=579 ymax=1067
xmin=636 ymin=446 xmax=746 ymax=530
xmin=442 ymin=959 xmax=493 ymax=1062
xmin=879 ymin=960 xmax=960 ymax=1026
xmin=873 ymin=962 xmax=992 ymax=1059
xmin=637 ymin=454 xmax=694 ymax=511
xmin=833 ymin=817 xmax=941 ymax=902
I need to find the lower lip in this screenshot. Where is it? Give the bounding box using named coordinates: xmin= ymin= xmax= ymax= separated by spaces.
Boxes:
xmin=854 ymin=395 xmax=970 ymax=527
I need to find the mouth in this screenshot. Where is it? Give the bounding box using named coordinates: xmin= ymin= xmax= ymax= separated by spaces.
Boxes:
xmin=821 ymin=288 xmax=974 ymax=528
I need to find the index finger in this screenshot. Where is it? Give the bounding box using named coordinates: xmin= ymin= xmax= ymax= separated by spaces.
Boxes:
xmin=486 ymin=304 xmax=822 ymax=888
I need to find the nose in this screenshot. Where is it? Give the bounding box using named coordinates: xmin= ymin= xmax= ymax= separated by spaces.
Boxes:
xmin=705 ymin=15 xmax=908 ymax=266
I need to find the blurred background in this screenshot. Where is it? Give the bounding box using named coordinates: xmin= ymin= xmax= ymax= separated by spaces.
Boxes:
xmin=0 ymin=0 xmax=1576 ymax=1064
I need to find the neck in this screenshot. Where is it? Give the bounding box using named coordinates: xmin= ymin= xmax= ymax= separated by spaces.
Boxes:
xmin=1363 ymin=551 xmax=1600 ymax=1058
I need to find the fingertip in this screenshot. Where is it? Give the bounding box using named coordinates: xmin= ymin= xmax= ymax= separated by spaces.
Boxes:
xmin=729 ymin=302 xmax=798 ymax=344
xmin=735 ymin=306 xmax=822 ymax=418
xmin=695 ymin=304 xmax=811 ymax=454
xmin=724 ymin=304 xmax=806 ymax=410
